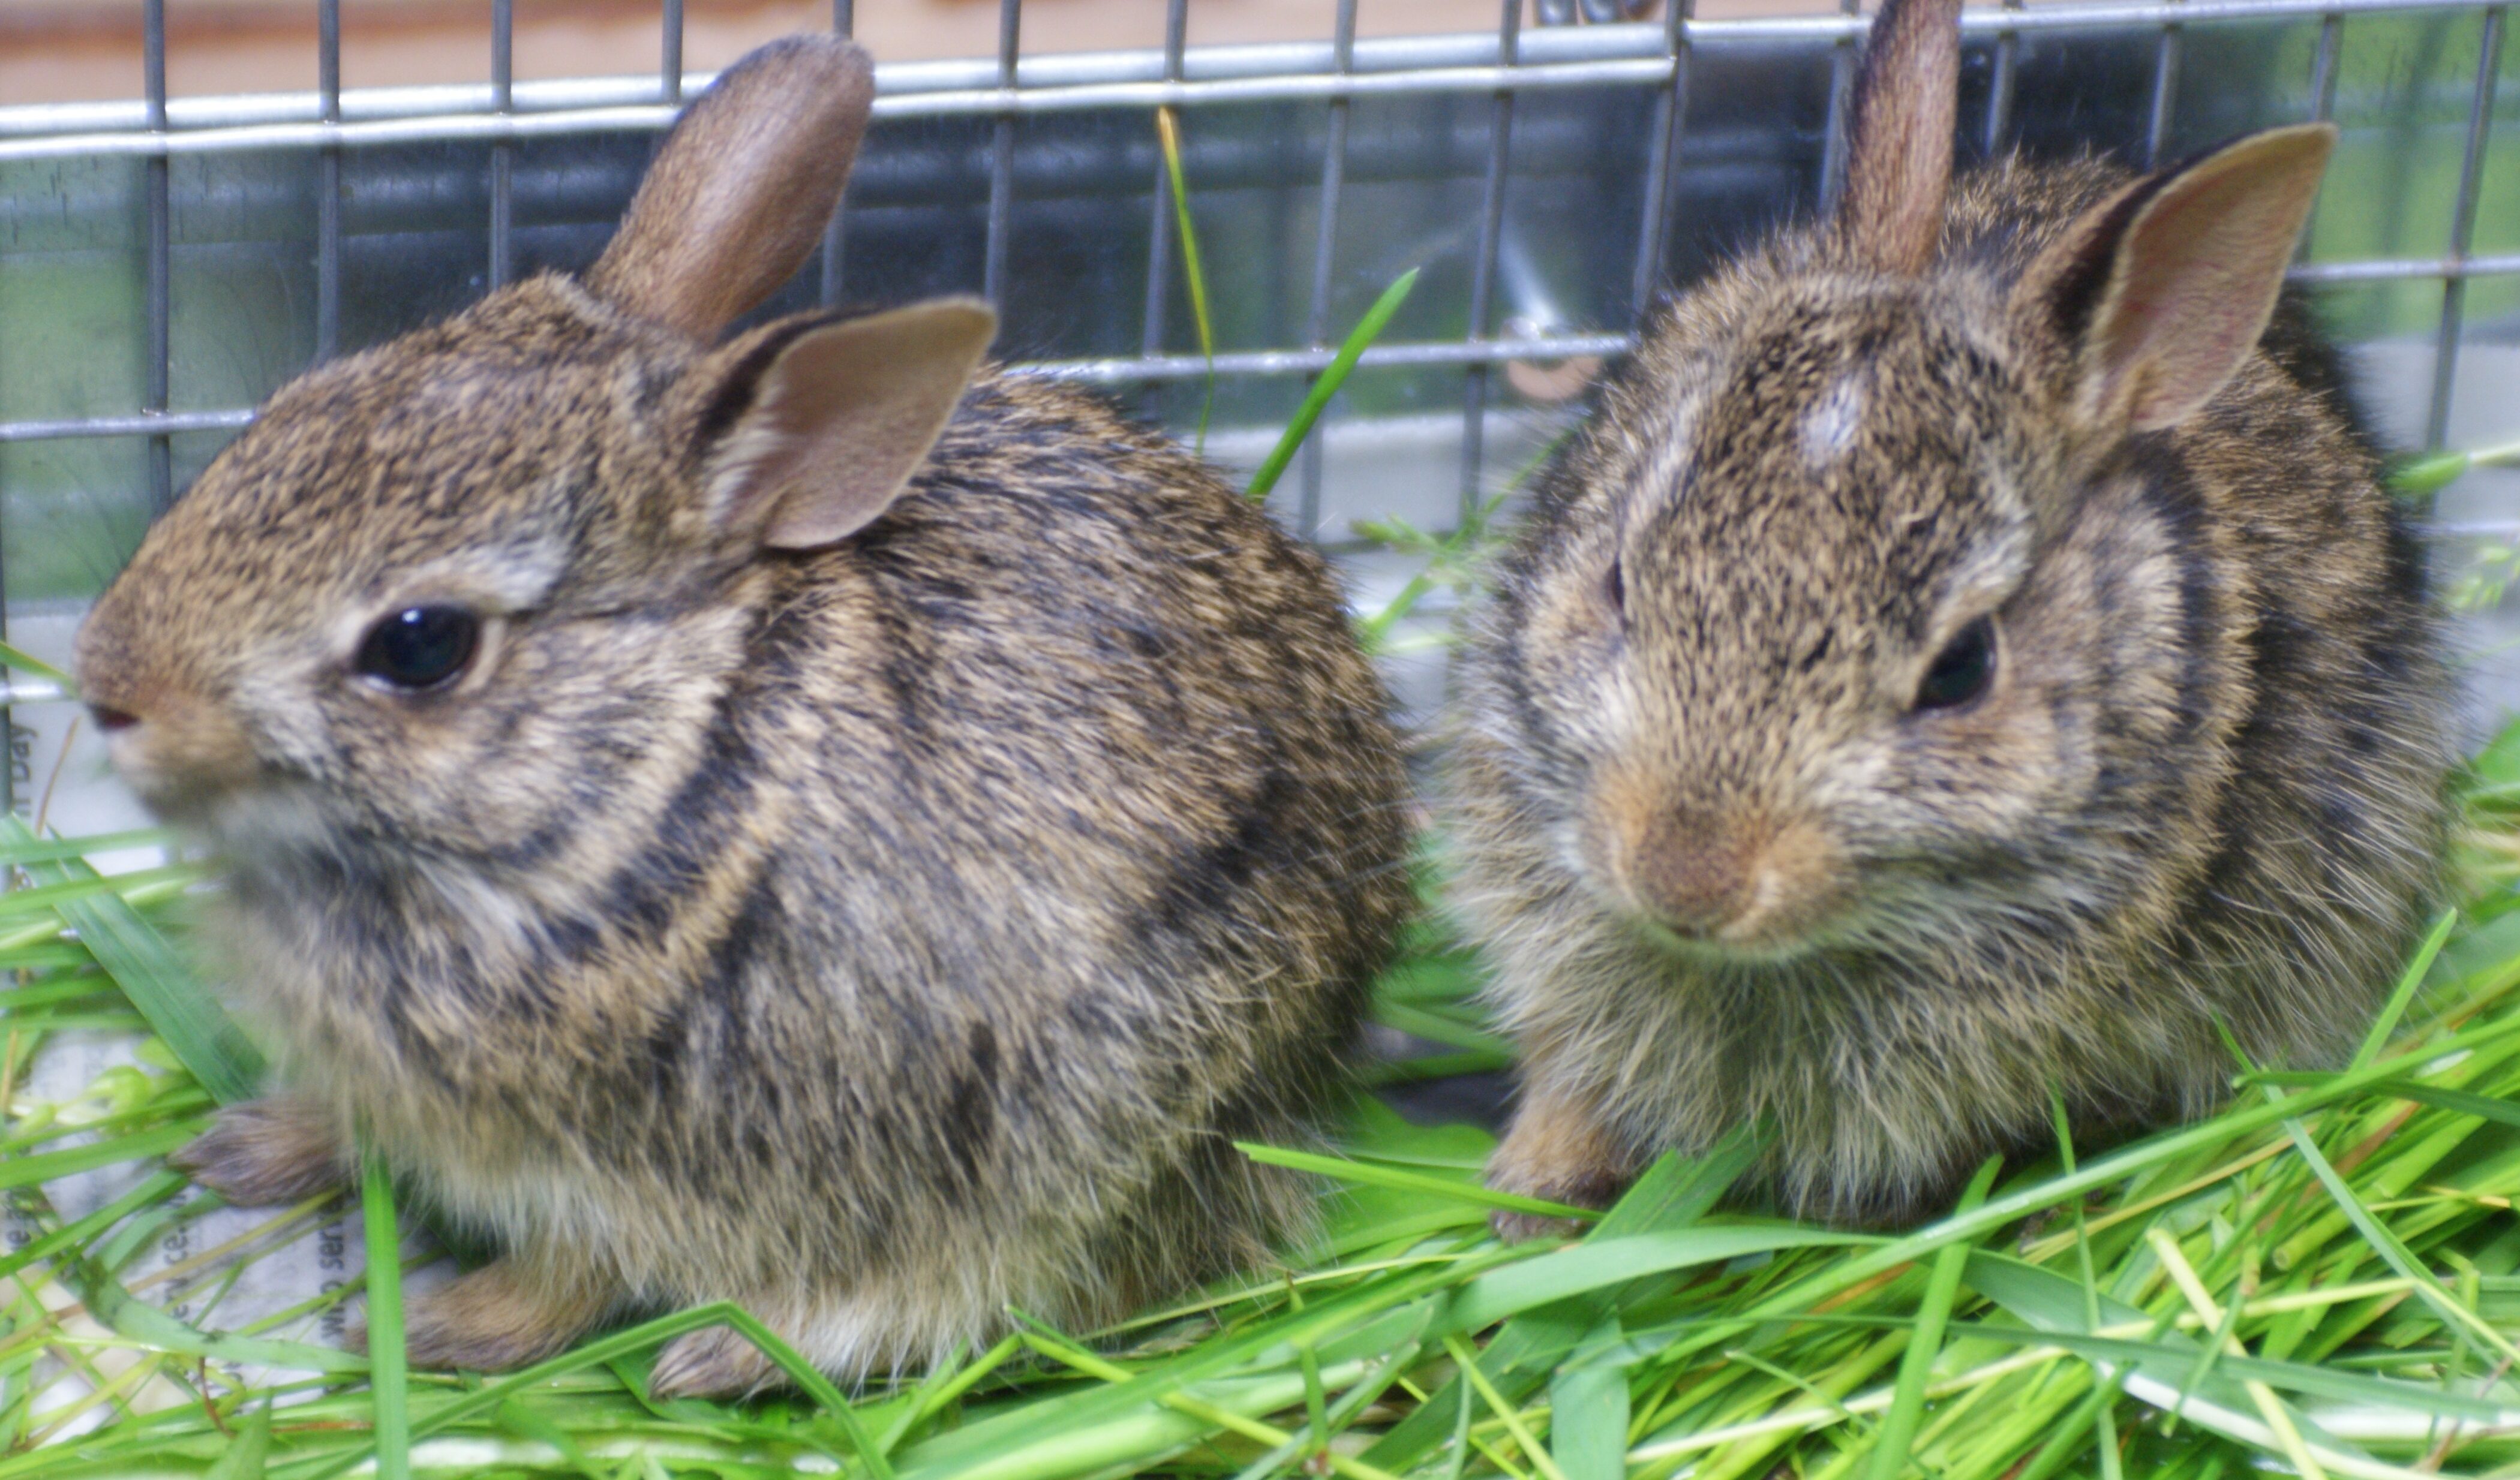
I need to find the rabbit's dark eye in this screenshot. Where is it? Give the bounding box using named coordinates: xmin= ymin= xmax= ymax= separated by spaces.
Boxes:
xmin=356 ymin=606 xmax=480 ymax=691
xmin=1914 ymin=617 xmax=1996 ymax=712
xmin=1605 ymin=555 xmax=1626 ymax=623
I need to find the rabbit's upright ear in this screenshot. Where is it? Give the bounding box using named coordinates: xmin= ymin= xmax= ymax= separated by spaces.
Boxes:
xmin=2020 ymin=124 xmax=2335 ymax=434
xmin=587 ymin=34 xmax=874 ymax=340
xmin=1832 ymin=0 xmax=1963 ymax=275
xmin=690 ymin=299 xmax=997 ymax=551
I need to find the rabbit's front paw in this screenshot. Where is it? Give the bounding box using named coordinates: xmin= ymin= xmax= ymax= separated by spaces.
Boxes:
xmin=1486 ymin=1085 xmax=1631 ymax=1244
xmin=173 ymin=1098 xmax=351 ymax=1207
xmin=379 ymin=1258 xmax=611 ymax=1373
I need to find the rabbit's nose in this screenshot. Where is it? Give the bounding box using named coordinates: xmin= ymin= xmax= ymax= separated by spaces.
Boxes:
xmin=1629 ymin=809 xmax=1753 ymax=937
xmin=1619 ymin=807 xmax=1844 ymax=949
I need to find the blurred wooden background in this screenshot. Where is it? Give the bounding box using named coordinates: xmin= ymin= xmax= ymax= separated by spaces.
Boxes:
xmin=0 ymin=0 xmax=1843 ymax=106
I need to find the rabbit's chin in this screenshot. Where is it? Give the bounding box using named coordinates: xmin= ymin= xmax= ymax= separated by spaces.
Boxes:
xmin=1626 ymin=912 xmax=1843 ymax=968
xmin=1635 ymin=922 xmax=1818 ymax=967
xmin=194 ymin=780 xmax=356 ymax=874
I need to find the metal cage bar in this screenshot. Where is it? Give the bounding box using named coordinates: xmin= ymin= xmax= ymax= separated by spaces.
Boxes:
xmin=821 ymin=0 xmax=855 ymax=306
xmin=2309 ymin=8 xmax=2345 ymax=122
xmin=985 ymin=0 xmax=1021 ymax=305
xmin=663 ymin=0 xmax=686 ymax=107
xmin=0 ymin=0 xmax=2507 ymax=476
xmin=16 ymin=4 xmax=2520 ymax=154
xmin=2426 ymin=2 xmax=2506 ymax=449
xmin=1987 ymin=0 xmax=2025 ymax=152
xmin=1457 ymin=0 xmax=1522 ymax=522
xmin=2145 ymin=0 xmax=2186 ymax=165
xmin=144 ymin=0 xmax=172 ymax=516
xmin=2293 ymin=8 xmax=2345 ymax=264
xmin=1819 ymin=0 xmax=1859 ymax=210
xmin=1296 ymin=0 xmax=1362 ymax=542
xmin=1629 ymin=0 xmax=1695 ymax=326
xmin=489 ymin=0 xmax=515 ymax=288
xmin=316 ymin=0 xmax=342 ymax=363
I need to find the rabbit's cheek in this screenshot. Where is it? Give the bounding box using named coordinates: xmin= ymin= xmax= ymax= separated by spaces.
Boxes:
xmin=203 ymin=782 xmax=334 ymax=867
xmin=1519 ymin=574 xmax=1630 ymax=738
xmin=1904 ymin=691 xmax=2061 ymax=828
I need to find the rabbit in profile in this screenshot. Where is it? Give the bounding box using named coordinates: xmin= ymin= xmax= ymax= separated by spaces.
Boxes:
xmin=74 ymin=34 xmax=1412 ymax=1394
xmin=1447 ymin=0 xmax=2449 ymax=1229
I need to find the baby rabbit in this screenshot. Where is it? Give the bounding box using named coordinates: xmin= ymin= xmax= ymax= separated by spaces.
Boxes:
xmin=75 ymin=34 xmax=1411 ymax=1394
xmin=1448 ymin=0 xmax=2449 ymax=1228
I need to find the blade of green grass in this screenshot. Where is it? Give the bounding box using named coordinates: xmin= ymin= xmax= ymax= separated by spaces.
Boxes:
xmin=1549 ymin=1320 xmax=1629 ymax=1480
xmin=1245 ymin=268 xmax=1420 ymax=503
xmin=61 ymin=1238 xmax=367 ymax=1375
xmin=2353 ymin=908 xmax=2456 ymax=1069
xmin=1862 ymin=1157 xmax=1999 ymax=1480
xmin=1235 ymin=1141 xmax=1591 ymax=1220
xmin=205 ymin=1400 xmax=273 ymax=1480
xmin=2278 ymin=1112 xmax=2520 ymax=1368
xmin=0 ymin=641 xmax=71 ymax=688
xmin=0 ymin=1169 xmax=186 ymax=1285
xmin=2257 ymin=1075 xmax=2520 ymax=1130
xmin=0 ymin=863 xmax=197 ymax=921
xmin=2392 ymin=434 xmax=2520 ymax=498
xmin=1366 ymin=1128 xmax=1765 ymax=1472
xmin=492 ymin=1398 xmax=607 ymax=1480
xmin=1 ymin=1123 xmax=199 ymax=1190
xmin=1927 ymin=1324 xmax=2519 ymax=1424
xmin=1154 ymin=107 xmax=1215 ymax=453
xmin=2049 ymin=1084 xmax=2123 ymax=1480
xmin=360 ymin=1148 xmax=411 ymax=1480
xmin=1449 ymin=1226 xmax=1873 ymax=1332
xmin=0 ymin=828 xmax=171 ymax=867
xmin=2389 ymin=451 xmax=2470 ymax=498
xmin=4 ymin=817 xmax=263 ymax=1104
xmin=898 ymin=1251 xmax=1527 ymax=1480
xmin=1443 ymin=1331 xmax=1568 ymax=1480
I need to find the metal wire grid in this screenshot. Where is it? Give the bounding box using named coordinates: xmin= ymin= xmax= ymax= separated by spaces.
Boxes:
xmin=0 ymin=0 xmax=2509 ymax=796
xmin=0 ymin=0 xmax=2510 ymax=455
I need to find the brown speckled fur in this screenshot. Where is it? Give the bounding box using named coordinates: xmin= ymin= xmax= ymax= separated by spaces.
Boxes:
xmin=1449 ymin=0 xmax=2449 ymax=1228
xmin=76 ymin=35 xmax=1410 ymax=1393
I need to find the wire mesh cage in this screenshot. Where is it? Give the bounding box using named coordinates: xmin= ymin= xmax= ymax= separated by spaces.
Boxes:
xmin=0 ymin=0 xmax=2515 ymax=828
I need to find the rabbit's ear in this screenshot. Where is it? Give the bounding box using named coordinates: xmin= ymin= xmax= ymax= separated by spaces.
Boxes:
xmin=586 ymin=35 xmax=874 ymax=340
xmin=692 ymin=299 xmax=996 ymax=551
xmin=1832 ymin=0 xmax=1963 ymax=275
xmin=2022 ymin=124 xmax=2335 ymax=434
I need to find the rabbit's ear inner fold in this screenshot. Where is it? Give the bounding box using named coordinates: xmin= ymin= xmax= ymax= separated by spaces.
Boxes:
xmin=696 ymin=298 xmax=998 ymax=551
xmin=2026 ymin=124 xmax=2336 ymax=434
xmin=1832 ymin=0 xmax=1963 ymax=275
xmin=585 ymin=34 xmax=873 ymax=341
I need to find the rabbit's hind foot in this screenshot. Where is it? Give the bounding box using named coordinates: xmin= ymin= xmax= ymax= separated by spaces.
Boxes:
xmin=648 ymin=1323 xmax=783 ymax=1400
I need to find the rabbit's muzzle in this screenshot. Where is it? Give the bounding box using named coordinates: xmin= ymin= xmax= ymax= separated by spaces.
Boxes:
xmin=1605 ymin=801 xmax=1846 ymax=958
xmin=75 ymin=611 xmax=260 ymax=819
